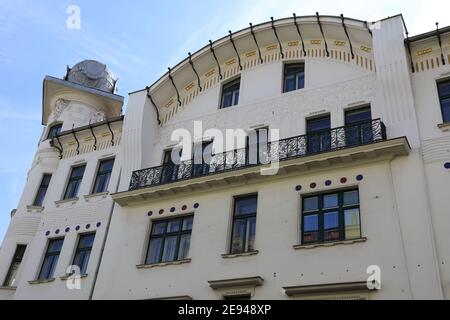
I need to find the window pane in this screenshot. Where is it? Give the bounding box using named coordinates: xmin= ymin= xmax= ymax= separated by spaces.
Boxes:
xmin=182 ymin=216 xmax=193 ymax=230
xmin=235 ymin=197 xmax=257 ymax=215
xmin=72 ymin=166 xmax=86 ymax=178
xmin=246 ymin=217 xmax=256 ymax=252
xmin=345 ymin=107 xmax=372 ymax=125
xmin=323 ymin=194 xmax=338 ymax=208
xmin=177 ymin=234 xmax=191 ymax=260
xmin=303 ymin=197 xmax=318 ymax=211
xmin=48 ymin=239 xmax=64 ymax=253
xmin=152 ymin=222 xmax=166 ymax=235
xmin=345 ymin=208 xmax=361 ymax=239
xmin=438 ymin=81 xmax=450 ymax=97
xmin=324 ymin=211 xmax=339 ymax=229
xmin=146 ymin=238 xmax=162 ymax=264
xmin=99 ymin=159 xmax=114 ymax=172
xmin=162 ymin=236 xmax=178 ymax=262
xmin=47 ymin=124 xmax=62 ymax=139
xmin=79 ymin=234 xmax=95 ymax=249
xmin=4 ymin=263 xmax=19 ymax=287
xmin=303 ymin=213 xmax=319 ymax=244
xmin=441 ymin=98 xmax=450 ymax=122
xmin=231 ymin=219 xmax=246 ymax=254
xmin=39 ymin=255 xmax=58 ymax=280
xmin=166 ymin=219 xmax=181 ymax=233
xmin=303 ymin=214 xmax=318 ymax=231
xmin=307 ymin=116 xmax=331 ymax=133
xmin=343 ymin=190 xmax=359 ymax=205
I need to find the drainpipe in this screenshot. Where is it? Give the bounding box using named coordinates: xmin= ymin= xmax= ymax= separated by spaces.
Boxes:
xmin=89 ymin=168 xmax=121 ymax=300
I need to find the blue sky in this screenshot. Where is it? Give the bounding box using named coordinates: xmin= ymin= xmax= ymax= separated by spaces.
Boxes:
xmin=0 ymin=0 xmax=449 ymax=242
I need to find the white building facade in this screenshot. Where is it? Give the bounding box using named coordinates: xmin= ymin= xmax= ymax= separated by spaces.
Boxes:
xmin=0 ymin=14 xmax=449 ymax=300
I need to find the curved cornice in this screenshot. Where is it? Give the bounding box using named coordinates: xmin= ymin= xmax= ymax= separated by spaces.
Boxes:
xmin=140 ymin=14 xmax=377 ymax=125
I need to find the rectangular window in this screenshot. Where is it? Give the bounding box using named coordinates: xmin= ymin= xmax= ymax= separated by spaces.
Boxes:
xmin=221 ymin=78 xmax=240 ymax=108
xmin=38 ymin=238 xmax=64 ymax=280
xmin=302 ymin=190 xmax=361 ymax=245
xmin=306 ymin=115 xmax=331 ymax=154
xmin=47 ymin=123 xmax=62 ymax=140
xmin=72 ymin=233 xmax=95 ymax=275
xmin=92 ymin=159 xmax=114 ymax=194
xmin=437 ymin=80 xmax=450 ymax=123
xmin=230 ymin=195 xmax=257 ymax=254
xmin=283 ymin=63 xmax=305 ymax=93
xmin=33 ymin=174 xmax=52 ymax=207
xmin=63 ymin=165 xmax=86 ymax=200
xmin=146 ymin=215 xmax=193 ymax=264
xmin=3 ymin=245 xmax=27 ymax=287
xmin=345 ymin=106 xmax=373 ymax=146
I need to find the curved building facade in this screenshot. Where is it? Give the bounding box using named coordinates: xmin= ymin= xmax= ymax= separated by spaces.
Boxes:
xmin=1 ymin=14 xmax=450 ymax=300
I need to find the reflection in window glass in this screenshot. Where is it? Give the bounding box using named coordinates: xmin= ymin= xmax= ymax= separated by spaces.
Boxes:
xmin=345 ymin=208 xmax=361 ymax=239
xmin=303 ymin=196 xmax=318 ymax=211
xmin=323 ymin=194 xmax=338 ymax=208
xmin=146 ymin=215 xmax=194 ymax=264
xmin=344 ymin=190 xmax=359 ymax=206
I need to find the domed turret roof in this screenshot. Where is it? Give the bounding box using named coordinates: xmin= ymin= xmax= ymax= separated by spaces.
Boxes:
xmin=66 ymin=60 xmax=117 ymax=93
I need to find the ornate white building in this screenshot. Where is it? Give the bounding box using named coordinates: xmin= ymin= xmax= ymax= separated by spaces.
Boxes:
xmin=0 ymin=14 xmax=449 ymax=300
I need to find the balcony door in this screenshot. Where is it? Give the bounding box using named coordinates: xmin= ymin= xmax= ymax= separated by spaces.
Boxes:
xmin=161 ymin=148 xmax=182 ymax=183
xmin=307 ymin=115 xmax=331 ymax=154
xmin=193 ymin=141 xmax=213 ymax=177
xmin=345 ymin=107 xmax=372 ymax=146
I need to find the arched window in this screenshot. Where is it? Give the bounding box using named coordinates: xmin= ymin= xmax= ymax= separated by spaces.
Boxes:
xmin=46 ymin=123 xmax=62 ymax=140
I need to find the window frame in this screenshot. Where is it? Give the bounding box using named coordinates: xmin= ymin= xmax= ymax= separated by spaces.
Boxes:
xmin=91 ymin=158 xmax=115 ymax=194
xmin=62 ymin=164 xmax=86 ymax=200
xmin=33 ymin=173 xmax=52 ymax=207
xmin=145 ymin=215 xmax=194 ymax=265
xmin=229 ymin=195 xmax=258 ymax=254
xmin=301 ymin=189 xmax=361 ymax=245
xmin=220 ymin=77 xmax=241 ymax=109
xmin=283 ymin=62 xmax=305 ymax=93
xmin=38 ymin=238 xmax=64 ymax=280
xmin=3 ymin=244 xmax=27 ymax=287
xmin=437 ymin=79 xmax=450 ymax=123
xmin=46 ymin=123 xmax=63 ymax=140
xmin=71 ymin=232 xmax=95 ymax=275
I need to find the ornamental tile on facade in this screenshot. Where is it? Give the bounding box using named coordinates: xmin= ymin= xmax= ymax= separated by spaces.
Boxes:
xmin=1 ymin=14 xmax=450 ymax=300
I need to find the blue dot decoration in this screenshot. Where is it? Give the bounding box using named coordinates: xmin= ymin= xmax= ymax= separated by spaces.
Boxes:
xmin=325 ymin=180 xmax=332 ymax=186
xmin=295 ymin=185 xmax=302 ymax=191
xmin=55 ymin=229 xmax=60 ymax=235
xmin=193 ymin=203 xmax=199 ymax=209
xmin=75 ymin=225 xmax=81 ymax=231
xmin=96 ymin=222 xmax=101 ymax=228
xmin=45 ymin=231 xmax=50 ymax=236
xmin=65 ymin=227 xmax=70 ymax=233
xmin=85 ymin=224 xmax=91 ymax=230
xmin=170 ymin=207 xmax=176 ymax=213
xmin=147 ymin=211 xmax=153 ymax=216
xmin=445 ymin=163 xmax=450 ymax=169
xmin=356 ymin=174 xmax=364 ymax=181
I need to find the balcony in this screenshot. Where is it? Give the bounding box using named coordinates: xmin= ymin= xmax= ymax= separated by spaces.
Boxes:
xmin=112 ymin=119 xmax=409 ymax=205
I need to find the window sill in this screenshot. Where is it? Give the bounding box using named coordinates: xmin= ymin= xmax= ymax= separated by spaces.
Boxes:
xmin=59 ymin=274 xmax=88 ymax=280
xmin=136 ymin=259 xmax=191 ymax=269
xmin=293 ymin=238 xmax=367 ymax=250
xmin=0 ymin=286 xmax=16 ymax=291
xmin=84 ymin=192 xmax=109 ymax=202
xmin=221 ymin=250 xmax=259 ymax=259
xmin=55 ymin=197 xmax=79 ymax=207
xmin=437 ymin=122 xmax=450 ymax=131
xmin=26 ymin=205 xmax=44 ymax=213
xmin=28 ymin=278 xmax=56 ymax=285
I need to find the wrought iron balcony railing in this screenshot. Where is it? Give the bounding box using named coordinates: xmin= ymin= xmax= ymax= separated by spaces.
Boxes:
xmin=129 ymin=119 xmax=386 ymax=190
